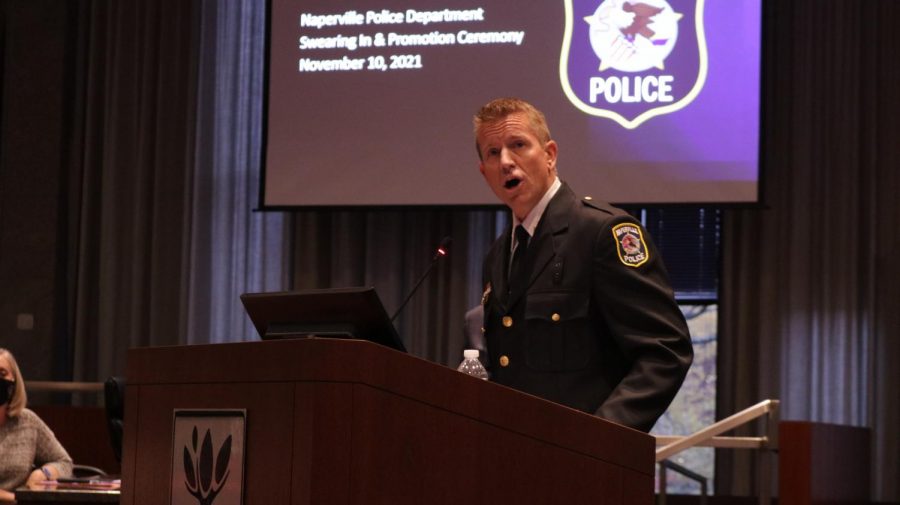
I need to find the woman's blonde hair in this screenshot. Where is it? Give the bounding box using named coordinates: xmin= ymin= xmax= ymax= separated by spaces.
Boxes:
xmin=0 ymin=348 xmax=28 ymax=417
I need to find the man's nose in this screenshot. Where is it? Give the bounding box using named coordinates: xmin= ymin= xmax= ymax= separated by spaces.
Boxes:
xmin=500 ymin=148 xmax=515 ymax=168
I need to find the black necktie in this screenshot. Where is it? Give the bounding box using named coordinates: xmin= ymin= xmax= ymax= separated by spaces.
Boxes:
xmin=508 ymin=225 xmax=530 ymax=293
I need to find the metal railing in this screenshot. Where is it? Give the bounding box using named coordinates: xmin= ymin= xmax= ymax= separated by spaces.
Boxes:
xmin=655 ymin=399 xmax=780 ymax=505
xmin=26 ymin=381 xmax=105 ymax=393
xmin=658 ymin=459 xmax=708 ymax=505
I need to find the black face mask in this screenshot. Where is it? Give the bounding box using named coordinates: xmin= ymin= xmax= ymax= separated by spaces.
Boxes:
xmin=0 ymin=378 xmax=14 ymax=405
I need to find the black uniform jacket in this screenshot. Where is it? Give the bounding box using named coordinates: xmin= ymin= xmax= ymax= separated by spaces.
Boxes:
xmin=481 ymin=182 xmax=693 ymax=432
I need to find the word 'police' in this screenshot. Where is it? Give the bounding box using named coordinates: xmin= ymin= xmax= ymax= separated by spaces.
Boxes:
xmin=589 ymin=76 xmax=675 ymax=104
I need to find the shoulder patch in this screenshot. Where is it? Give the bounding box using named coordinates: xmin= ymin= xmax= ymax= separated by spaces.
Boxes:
xmin=611 ymin=222 xmax=650 ymax=267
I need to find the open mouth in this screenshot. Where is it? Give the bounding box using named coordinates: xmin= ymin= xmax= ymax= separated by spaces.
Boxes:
xmin=504 ymin=178 xmax=522 ymax=190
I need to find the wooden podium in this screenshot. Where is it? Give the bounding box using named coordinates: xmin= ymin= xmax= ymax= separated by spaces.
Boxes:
xmin=120 ymin=338 xmax=654 ymax=504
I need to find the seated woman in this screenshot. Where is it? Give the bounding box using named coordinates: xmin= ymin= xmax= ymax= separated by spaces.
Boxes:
xmin=0 ymin=348 xmax=73 ymax=502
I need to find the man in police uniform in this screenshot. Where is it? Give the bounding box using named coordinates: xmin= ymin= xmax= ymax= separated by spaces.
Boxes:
xmin=474 ymin=97 xmax=693 ymax=432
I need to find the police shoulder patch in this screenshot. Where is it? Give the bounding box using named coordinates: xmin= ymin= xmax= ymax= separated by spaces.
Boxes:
xmin=611 ymin=222 xmax=650 ymax=267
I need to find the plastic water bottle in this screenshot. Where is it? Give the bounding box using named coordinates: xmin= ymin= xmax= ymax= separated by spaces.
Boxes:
xmin=457 ymin=349 xmax=488 ymax=380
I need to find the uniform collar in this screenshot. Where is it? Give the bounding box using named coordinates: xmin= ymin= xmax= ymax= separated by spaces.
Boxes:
xmin=511 ymin=177 xmax=561 ymax=251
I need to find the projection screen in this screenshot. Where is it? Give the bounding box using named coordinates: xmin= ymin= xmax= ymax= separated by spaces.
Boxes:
xmin=262 ymin=0 xmax=761 ymax=207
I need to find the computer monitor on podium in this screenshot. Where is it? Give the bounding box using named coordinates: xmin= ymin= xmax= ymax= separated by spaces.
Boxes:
xmin=239 ymin=287 xmax=406 ymax=352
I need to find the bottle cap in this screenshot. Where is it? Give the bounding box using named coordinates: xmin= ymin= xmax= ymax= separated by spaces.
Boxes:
xmin=463 ymin=349 xmax=479 ymax=359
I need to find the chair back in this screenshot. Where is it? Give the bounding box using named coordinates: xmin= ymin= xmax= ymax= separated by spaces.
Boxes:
xmin=104 ymin=376 xmax=126 ymax=465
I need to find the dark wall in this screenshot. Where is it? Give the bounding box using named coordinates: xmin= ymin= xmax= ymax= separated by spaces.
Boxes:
xmin=0 ymin=0 xmax=72 ymax=380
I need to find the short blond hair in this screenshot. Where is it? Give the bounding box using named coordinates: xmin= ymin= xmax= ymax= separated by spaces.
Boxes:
xmin=0 ymin=348 xmax=28 ymax=417
xmin=473 ymin=97 xmax=552 ymax=159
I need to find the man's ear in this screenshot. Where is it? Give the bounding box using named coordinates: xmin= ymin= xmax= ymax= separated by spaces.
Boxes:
xmin=479 ymin=162 xmax=486 ymax=176
xmin=545 ymin=140 xmax=558 ymax=167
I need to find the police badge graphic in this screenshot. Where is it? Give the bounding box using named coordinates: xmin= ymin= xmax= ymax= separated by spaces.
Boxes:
xmin=560 ymin=0 xmax=707 ymax=128
xmin=612 ymin=223 xmax=649 ymax=267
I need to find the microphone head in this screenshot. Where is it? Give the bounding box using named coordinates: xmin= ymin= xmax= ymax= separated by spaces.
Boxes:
xmin=435 ymin=236 xmax=452 ymax=259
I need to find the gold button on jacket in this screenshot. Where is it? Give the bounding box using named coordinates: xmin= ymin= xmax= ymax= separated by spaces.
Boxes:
xmin=499 ymin=355 xmax=510 ymax=367
xmin=502 ymin=316 xmax=513 ymax=327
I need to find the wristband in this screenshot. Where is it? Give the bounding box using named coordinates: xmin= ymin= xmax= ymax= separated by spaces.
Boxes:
xmin=40 ymin=466 xmax=52 ymax=480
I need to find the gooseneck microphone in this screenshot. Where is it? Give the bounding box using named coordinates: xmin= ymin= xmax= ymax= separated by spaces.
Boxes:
xmin=391 ymin=236 xmax=452 ymax=322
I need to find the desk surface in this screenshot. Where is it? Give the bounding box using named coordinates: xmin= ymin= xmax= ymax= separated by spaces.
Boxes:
xmin=15 ymin=487 xmax=120 ymax=504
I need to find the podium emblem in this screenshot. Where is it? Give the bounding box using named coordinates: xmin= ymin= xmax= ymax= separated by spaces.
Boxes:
xmin=172 ymin=410 xmax=246 ymax=505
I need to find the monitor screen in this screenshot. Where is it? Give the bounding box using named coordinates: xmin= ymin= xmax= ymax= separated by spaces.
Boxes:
xmin=262 ymin=0 xmax=761 ymax=206
xmin=240 ymin=287 xmax=406 ymax=352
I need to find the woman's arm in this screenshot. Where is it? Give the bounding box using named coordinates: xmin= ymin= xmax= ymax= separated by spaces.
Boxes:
xmin=32 ymin=412 xmax=75 ymax=479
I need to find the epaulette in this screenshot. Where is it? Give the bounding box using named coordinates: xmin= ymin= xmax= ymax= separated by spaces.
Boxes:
xmin=580 ymin=196 xmax=615 ymax=215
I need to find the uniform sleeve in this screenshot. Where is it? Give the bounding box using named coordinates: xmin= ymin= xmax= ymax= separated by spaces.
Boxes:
xmin=32 ymin=415 xmax=74 ymax=478
xmin=591 ymin=216 xmax=694 ymax=432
